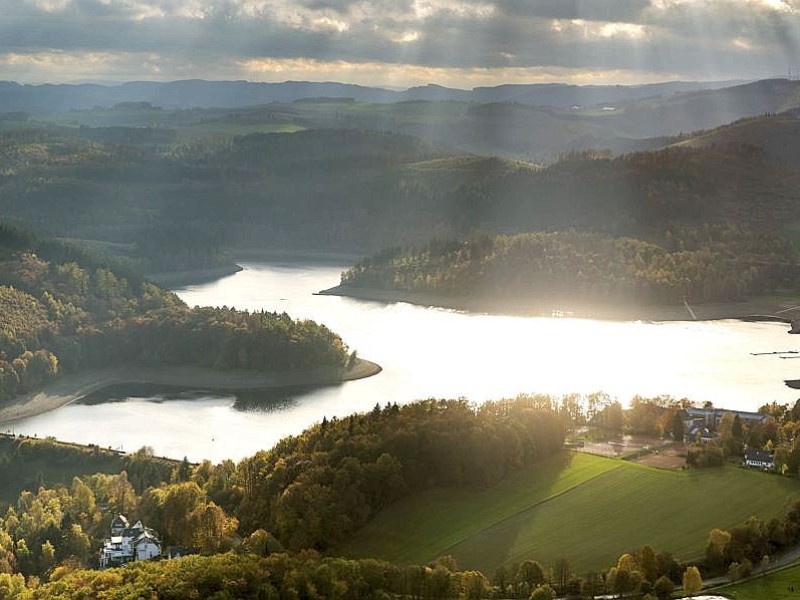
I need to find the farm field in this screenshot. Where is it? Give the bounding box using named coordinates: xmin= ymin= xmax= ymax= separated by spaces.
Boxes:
xmin=339 ymin=452 xmax=800 ymax=573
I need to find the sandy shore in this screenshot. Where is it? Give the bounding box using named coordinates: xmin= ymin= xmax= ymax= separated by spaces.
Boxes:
xmin=320 ymin=284 xmax=800 ymax=323
xmin=0 ymin=359 xmax=381 ymax=425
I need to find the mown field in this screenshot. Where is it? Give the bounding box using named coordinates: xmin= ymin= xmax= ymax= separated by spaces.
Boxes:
xmin=339 ymin=452 xmax=800 ymax=573
xmin=719 ymin=562 xmax=800 ymax=599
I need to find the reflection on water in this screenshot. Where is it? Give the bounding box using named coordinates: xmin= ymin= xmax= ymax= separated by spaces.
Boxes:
xmin=232 ymin=387 xmax=312 ymax=412
xmin=79 ymin=383 xmax=314 ymax=413
xmin=79 ymin=384 xmax=232 ymax=406
xmin=8 ymin=260 xmax=800 ymax=462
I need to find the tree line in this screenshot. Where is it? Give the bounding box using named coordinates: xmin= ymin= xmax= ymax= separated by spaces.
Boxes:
xmin=0 ymin=548 xmax=710 ymax=600
xmin=341 ymin=227 xmax=800 ymax=305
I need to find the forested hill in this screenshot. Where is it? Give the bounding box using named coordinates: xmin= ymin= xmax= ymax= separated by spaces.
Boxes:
xmin=675 ymin=112 xmax=800 ymax=165
xmin=340 ymin=229 xmax=800 ymax=307
xmin=0 ymin=127 xmax=451 ymax=261
xmin=4 ymin=121 xmax=800 ymax=266
xmin=334 ymin=113 xmax=800 ymax=308
xmin=0 ymin=393 xmax=565 ymax=591
xmin=6 ymin=78 xmax=798 ymax=160
xmin=0 ymin=224 xmax=351 ymax=404
xmin=0 ymin=78 xmax=742 ymax=111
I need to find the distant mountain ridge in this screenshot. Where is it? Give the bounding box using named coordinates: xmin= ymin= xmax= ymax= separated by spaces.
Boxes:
xmin=0 ymin=78 xmax=746 ymax=112
xmin=5 ymin=78 xmax=800 ymax=162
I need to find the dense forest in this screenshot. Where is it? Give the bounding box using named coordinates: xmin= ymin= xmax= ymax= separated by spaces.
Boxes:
xmin=340 ymin=227 xmax=800 ymax=305
xmin=228 ymin=396 xmax=565 ymax=551
xmin=330 ymin=113 xmax=800 ymax=307
xmin=2 ymin=115 xmax=800 ymax=279
xmin=0 ymin=127 xmax=449 ymax=263
xmin=0 ymin=223 xmax=350 ymax=403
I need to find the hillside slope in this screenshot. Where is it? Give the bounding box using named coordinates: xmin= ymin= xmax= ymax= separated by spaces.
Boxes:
xmin=340 ymin=453 xmax=800 ymax=572
xmin=331 ymin=113 xmax=800 ymax=309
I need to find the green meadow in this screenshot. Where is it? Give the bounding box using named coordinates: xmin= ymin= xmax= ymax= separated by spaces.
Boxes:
xmin=339 ymin=452 xmax=800 ymax=573
xmin=718 ymin=563 xmax=800 ymax=599
xmin=0 ymin=435 xmax=125 ymax=505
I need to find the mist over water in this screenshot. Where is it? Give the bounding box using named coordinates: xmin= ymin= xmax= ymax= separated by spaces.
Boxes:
xmin=8 ymin=260 xmax=799 ymax=462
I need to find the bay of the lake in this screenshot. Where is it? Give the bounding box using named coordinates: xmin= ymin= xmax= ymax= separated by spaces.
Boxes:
xmin=7 ymin=260 xmax=800 ymax=462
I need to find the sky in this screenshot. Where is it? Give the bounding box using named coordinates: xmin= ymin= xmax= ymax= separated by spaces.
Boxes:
xmin=1 ymin=0 xmax=799 ymax=88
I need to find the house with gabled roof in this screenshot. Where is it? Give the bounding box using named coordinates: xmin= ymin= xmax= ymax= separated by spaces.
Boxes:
xmin=99 ymin=515 xmax=162 ymax=569
xmin=109 ymin=515 xmax=129 ymax=537
xmin=744 ymin=448 xmax=775 ymax=470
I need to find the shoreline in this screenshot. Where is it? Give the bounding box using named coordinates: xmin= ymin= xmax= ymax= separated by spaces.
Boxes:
xmin=146 ymin=264 xmax=244 ymax=288
xmin=319 ymin=284 xmax=799 ymax=323
xmin=0 ymin=359 xmax=381 ymax=426
xmin=145 ymin=249 xmax=361 ymax=289
xmin=231 ymin=248 xmax=363 ymax=264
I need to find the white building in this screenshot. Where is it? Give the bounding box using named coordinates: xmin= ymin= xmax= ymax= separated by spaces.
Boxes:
xmin=99 ymin=515 xmax=162 ymax=569
xmin=744 ymin=448 xmax=775 ymax=470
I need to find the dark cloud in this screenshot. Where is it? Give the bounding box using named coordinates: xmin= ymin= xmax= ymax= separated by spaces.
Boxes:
xmin=1 ymin=0 xmax=798 ymax=84
xmin=496 ymin=0 xmax=653 ymax=22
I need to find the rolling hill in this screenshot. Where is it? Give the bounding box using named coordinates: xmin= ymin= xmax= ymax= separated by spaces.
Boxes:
xmin=2 ymin=92 xmax=800 ymax=289
xmin=0 ymin=78 xmax=744 ymax=112
xmin=339 ymin=452 xmax=800 ymax=573
xmin=6 ymin=78 xmax=799 ymax=160
xmin=328 ymin=108 xmax=800 ymax=308
xmin=675 ymin=112 xmax=800 ymax=166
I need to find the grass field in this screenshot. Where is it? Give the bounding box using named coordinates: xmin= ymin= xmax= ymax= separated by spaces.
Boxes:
xmin=717 ymin=563 xmax=800 ymax=599
xmin=0 ymin=435 xmax=125 ymax=505
xmin=338 ymin=452 xmax=800 ymax=574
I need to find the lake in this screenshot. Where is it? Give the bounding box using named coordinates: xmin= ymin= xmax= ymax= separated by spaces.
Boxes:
xmin=7 ymin=259 xmax=800 ymax=462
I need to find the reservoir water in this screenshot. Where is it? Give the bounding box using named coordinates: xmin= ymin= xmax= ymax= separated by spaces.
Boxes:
xmin=8 ymin=259 xmax=800 ymax=462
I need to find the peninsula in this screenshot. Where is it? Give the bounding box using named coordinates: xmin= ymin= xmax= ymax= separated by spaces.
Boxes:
xmin=0 ymin=359 xmax=381 ymax=425
xmin=0 ymin=224 xmax=374 ymax=421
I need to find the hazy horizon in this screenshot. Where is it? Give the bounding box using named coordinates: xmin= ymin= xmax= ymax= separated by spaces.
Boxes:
xmin=2 ymin=0 xmax=799 ymax=88
xmin=1 ymin=75 xmax=757 ymax=90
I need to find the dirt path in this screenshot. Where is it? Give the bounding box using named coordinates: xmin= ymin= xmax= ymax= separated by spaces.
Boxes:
xmin=0 ymin=359 xmax=381 ymax=425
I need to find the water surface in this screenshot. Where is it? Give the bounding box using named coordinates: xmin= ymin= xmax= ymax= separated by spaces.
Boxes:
xmin=8 ymin=260 xmax=799 ymax=462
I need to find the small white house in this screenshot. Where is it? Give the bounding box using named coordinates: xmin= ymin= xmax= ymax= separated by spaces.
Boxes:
xmin=99 ymin=516 xmax=162 ymax=569
xmin=744 ymin=448 xmax=775 ymax=470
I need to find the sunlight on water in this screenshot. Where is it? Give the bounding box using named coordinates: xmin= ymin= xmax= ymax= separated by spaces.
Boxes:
xmin=8 ymin=260 xmax=800 ymax=462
